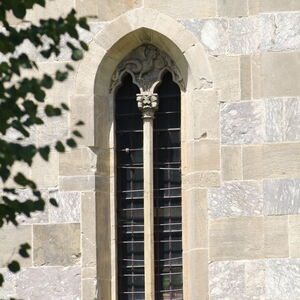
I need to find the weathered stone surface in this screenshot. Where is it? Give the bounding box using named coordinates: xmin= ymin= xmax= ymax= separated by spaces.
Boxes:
xmin=49 ymin=190 xmax=81 ymax=223
xmin=0 ymin=269 xmax=18 ymax=299
xmin=221 ymin=101 xmax=264 ymax=145
xmin=209 ymin=55 xmax=240 ymax=102
xmin=59 ymin=147 xmax=98 ymax=176
xmin=98 ymin=0 xmax=141 ymax=21
xmin=217 ymin=0 xmax=248 ymax=17
xmin=188 ymin=140 xmax=220 ymax=171
xmin=76 ymin=0 xmax=98 ymax=18
xmin=186 ymin=189 xmax=208 ymax=249
xmin=81 ymin=192 xmax=97 ymax=268
xmin=0 ymin=225 xmax=32 ymax=268
xmin=289 ymin=215 xmax=300 ymax=258
xmin=240 ymin=55 xmax=252 ymax=100
xmin=145 ymin=0 xmax=216 ymax=18
xmin=253 ymin=52 xmax=300 ymax=99
xmin=59 ymin=175 xmax=95 ymax=191
xmin=31 ymin=151 xmax=59 ymax=188
xmin=16 ymin=266 xmax=81 ymax=299
xmin=285 ymin=98 xmax=300 ymax=141
xmin=185 ymin=249 xmax=208 ymax=299
xmin=209 ymin=216 xmax=264 ymax=260
xmin=221 ymin=146 xmax=242 ymax=181
xmin=33 ymin=223 xmax=80 ymax=266
xmin=265 ymin=98 xmax=284 ymax=142
xmin=15 ymin=189 xmax=49 ymax=224
xmin=243 ymin=143 xmax=300 ymax=180
xmin=249 ymin=0 xmax=300 ymax=13
xmin=209 ymin=260 xmax=265 ymax=299
xmin=265 ymin=259 xmax=300 ymax=299
xmin=183 ymin=171 xmax=221 ymax=188
xmin=264 ymin=179 xmax=300 ymax=215
xmin=82 ymin=278 xmax=97 ymax=299
xmin=264 ymin=216 xmax=288 ymax=258
xmin=208 ymin=181 xmax=263 ymax=218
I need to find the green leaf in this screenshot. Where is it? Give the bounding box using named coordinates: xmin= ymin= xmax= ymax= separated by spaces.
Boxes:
xmin=71 ymin=49 xmax=83 ymax=61
xmin=0 ymin=273 xmax=3 ymax=287
xmin=19 ymin=243 xmax=31 ymax=258
xmin=45 ymin=105 xmax=61 ymax=117
xmin=55 ymin=141 xmax=65 ymax=152
xmin=75 ymin=120 xmax=85 ymax=126
xmin=8 ymin=261 xmax=20 ymax=273
xmin=61 ymin=103 xmax=69 ymax=111
xmin=72 ymin=130 xmax=82 ymax=138
xmin=80 ymin=41 xmax=89 ymax=51
xmin=49 ymin=198 xmax=59 ymax=207
xmin=66 ymin=64 xmax=74 ymax=71
xmin=39 ymin=146 xmax=50 ymax=161
xmin=41 ymin=75 xmax=53 ymax=89
xmin=66 ymin=138 xmax=77 ymax=148
xmin=12 ymin=4 xmax=26 ymax=19
xmin=55 ymin=71 xmax=68 ymax=82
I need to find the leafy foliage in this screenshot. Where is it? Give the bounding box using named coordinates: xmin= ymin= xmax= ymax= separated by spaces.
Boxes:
xmin=0 ymin=0 xmax=89 ymax=287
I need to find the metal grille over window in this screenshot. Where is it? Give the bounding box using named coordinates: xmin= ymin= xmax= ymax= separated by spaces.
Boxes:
xmin=154 ymin=72 xmax=183 ymax=299
xmin=116 ymin=74 xmax=145 ymax=299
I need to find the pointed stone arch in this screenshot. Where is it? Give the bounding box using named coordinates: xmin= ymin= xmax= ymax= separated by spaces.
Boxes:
xmin=73 ymin=8 xmax=219 ymax=300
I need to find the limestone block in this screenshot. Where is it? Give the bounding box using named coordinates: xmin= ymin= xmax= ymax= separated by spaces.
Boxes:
xmin=82 ymin=267 xmax=96 ymax=278
xmin=285 ymin=98 xmax=300 ymax=141
xmin=76 ymin=0 xmax=98 ymax=18
xmin=249 ymin=0 xmax=300 ymax=14
xmin=180 ymin=19 xmax=229 ymax=54
xmin=25 ymin=0 xmax=75 ymax=24
xmin=187 ymin=140 xmax=220 ymax=172
xmin=144 ymin=0 xmax=216 ymax=19
xmin=59 ymin=147 xmax=98 ymax=176
xmin=265 ymin=98 xmax=284 ymax=142
xmin=228 ymin=16 xmax=272 ymax=54
xmin=243 ymin=143 xmax=300 ymax=180
xmin=0 ymin=225 xmax=32 ymax=268
xmin=16 ymin=266 xmax=81 ymax=299
xmin=33 ymin=223 xmax=80 ymax=266
xmin=221 ymin=101 xmax=264 ymax=145
xmin=183 ymin=171 xmax=221 ymax=188
xmin=209 ymin=55 xmax=240 ymax=102
xmin=221 ymin=146 xmax=242 ymax=181
xmin=208 ymin=181 xmax=263 ymax=218
xmin=59 ymin=175 xmax=95 ymax=191
xmin=289 ymin=215 xmax=300 ymax=258
xmin=253 ymin=52 xmax=300 ymax=99
xmin=209 ymin=260 xmax=265 ymax=299
xmin=217 ymin=0 xmax=248 ymax=17
xmin=81 ymin=192 xmax=97 ymax=268
xmin=0 ymin=269 xmax=18 ymax=299
xmin=240 ymin=55 xmax=252 ymax=100
xmin=15 ymin=189 xmax=49 ymax=224
xmin=265 ymin=259 xmax=300 ymax=299
xmin=185 ymin=249 xmax=208 ymax=299
xmin=31 ymin=151 xmax=59 ymax=188
xmin=49 ymin=190 xmax=81 ymax=223
xmin=98 ymin=0 xmax=141 ymax=21
xmin=190 ymin=90 xmax=219 ymax=139
xmin=264 ymin=216 xmax=288 ymax=258
xmin=82 ymin=278 xmax=98 ymax=300
xmin=209 ymin=216 xmax=264 ymax=260
xmin=186 ymin=189 xmax=207 ymax=249
xmin=264 ymin=179 xmax=300 ymax=215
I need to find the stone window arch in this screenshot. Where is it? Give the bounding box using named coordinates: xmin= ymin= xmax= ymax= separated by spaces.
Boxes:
xmin=74 ymin=10 xmax=217 ymax=299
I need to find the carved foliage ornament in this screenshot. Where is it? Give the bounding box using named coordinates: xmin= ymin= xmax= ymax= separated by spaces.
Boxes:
xmin=110 ymin=44 xmax=184 ymax=93
xmin=136 ymin=93 xmax=159 ymax=119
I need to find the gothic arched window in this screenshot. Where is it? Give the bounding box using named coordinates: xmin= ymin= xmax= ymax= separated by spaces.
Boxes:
xmin=113 ymin=45 xmax=183 ymax=300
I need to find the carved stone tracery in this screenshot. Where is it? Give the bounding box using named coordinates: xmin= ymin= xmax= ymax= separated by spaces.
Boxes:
xmin=110 ymin=44 xmax=184 ymax=94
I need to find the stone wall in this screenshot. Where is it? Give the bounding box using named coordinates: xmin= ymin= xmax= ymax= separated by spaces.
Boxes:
xmin=1 ymin=1 xmax=300 ymax=299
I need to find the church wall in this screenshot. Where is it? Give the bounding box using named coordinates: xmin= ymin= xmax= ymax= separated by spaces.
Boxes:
xmin=1 ymin=1 xmax=300 ymax=299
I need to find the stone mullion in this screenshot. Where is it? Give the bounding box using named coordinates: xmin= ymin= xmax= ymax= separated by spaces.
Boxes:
xmin=137 ymin=93 xmax=158 ymax=300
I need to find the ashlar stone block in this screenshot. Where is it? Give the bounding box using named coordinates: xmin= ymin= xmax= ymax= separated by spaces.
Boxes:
xmin=16 ymin=266 xmax=81 ymax=299
xmin=221 ymin=146 xmax=242 ymax=181
xmin=217 ymin=0 xmax=248 ymax=17
xmin=209 ymin=216 xmax=264 ymax=261
xmin=253 ymin=52 xmax=300 ymax=99
xmin=0 ymin=225 xmax=32 ymax=268
xmin=208 ymin=181 xmax=263 ymax=218
xmin=33 ymin=223 xmax=80 ymax=266
xmin=289 ymin=215 xmax=300 ymax=258
xmin=285 ymin=98 xmax=300 ymax=141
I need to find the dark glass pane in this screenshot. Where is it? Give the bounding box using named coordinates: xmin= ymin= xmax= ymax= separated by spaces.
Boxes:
xmin=116 ymin=74 xmax=145 ymax=297
xmin=154 ymin=72 xmax=183 ymax=299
